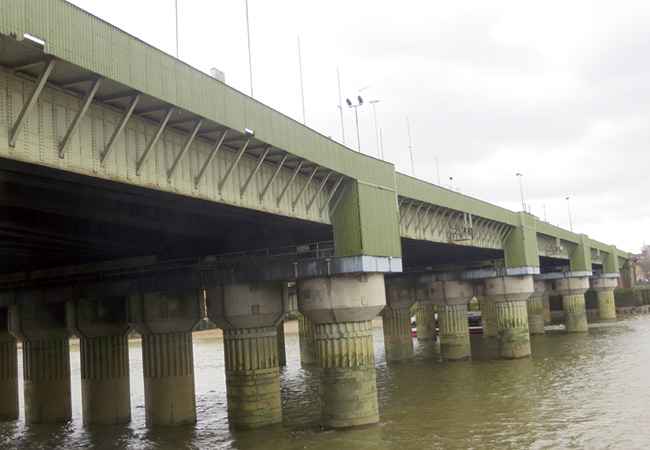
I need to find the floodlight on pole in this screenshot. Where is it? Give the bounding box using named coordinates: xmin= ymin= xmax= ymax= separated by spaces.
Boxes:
xmin=346 ymin=96 xmax=364 ymax=152
xmin=516 ymin=173 xmax=525 ymax=211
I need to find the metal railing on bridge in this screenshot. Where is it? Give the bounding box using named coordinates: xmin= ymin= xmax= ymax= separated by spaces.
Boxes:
xmin=0 ymin=241 xmax=336 ymax=292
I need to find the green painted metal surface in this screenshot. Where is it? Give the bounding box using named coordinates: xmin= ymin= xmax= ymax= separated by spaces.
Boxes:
xmin=331 ymin=180 xmax=401 ymax=258
xmin=503 ymin=213 xmax=540 ymax=268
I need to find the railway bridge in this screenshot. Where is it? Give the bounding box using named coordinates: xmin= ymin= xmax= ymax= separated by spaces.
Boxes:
xmin=0 ymin=0 xmax=630 ymax=431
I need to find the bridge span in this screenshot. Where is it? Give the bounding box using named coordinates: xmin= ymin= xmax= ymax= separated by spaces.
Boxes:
xmin=0 ymin=0 xmax=631 ymax=431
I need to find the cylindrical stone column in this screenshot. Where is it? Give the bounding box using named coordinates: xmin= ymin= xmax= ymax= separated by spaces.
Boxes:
xmin=562 ymin=294 xmax=588 ymax=332
xmin=437 ymin=304 xmax=470 ymax=361
xmin=142 ymin=331 xmax=196 ymax=427
xmin=80 ymin=335 xmax=131 ymax=425
xmin=479 ymin=298 xmax=498 ymax=337
xmin=316 ymin=320 xmax=378 ymax=428
xmin=381 ymin=308 xmax=414 ymax=363
xmin=591 ymin=277 xmax=618 ymax=321
xmin=415 ymin=303 xmax=437 ymax=340
xmin=495 ymin=301 xmax=531 ymax=359
xmin=596 ymin=290 xmax=616 ymax=320
xmin=556 ymin=277 xmax=589 ymax=333
xmin=526 ymin=296 xmax=546 ymax=335
xmin=0 ymin=308 xmax=18 ymax=421
xmin=298 ymin=314 xmax=317 ymax=367
xmin=23 ymin=338 xmax=72 ymax=423
xmin=223 ymin=326 xmax=281 ymax=429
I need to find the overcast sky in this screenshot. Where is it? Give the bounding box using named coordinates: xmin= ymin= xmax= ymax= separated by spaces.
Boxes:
xmin=67 ymin=0 xmax=650 ymax=253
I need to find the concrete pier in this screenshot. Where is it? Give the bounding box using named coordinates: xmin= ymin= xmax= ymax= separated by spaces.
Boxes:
xmin=420 ymin=279 xmax=473 ymax=361
xmin=382 ymin=279 xmax=416 ymax=362
xmin=9 ymin=303 xmax=72 ymax=423
xmin=437 ymin=304 xmax=470 ymax=360
xmin=316 ymin=320 xmax=378 ymax=428
xmin=381 ymin=308 xmax=414 ymax=362
xmin=298 ymin=314 xmax=317 ymax=367
xmin=0 ymin=308 xmax=18 ymax=421
xmin=555 ymin=277 xmax=589 ymax=332
xmin=128 ymin=290 xmax=204 ymax=426
xmin=141 ymin=331 xmax=196 ymax=426
xmin=530 ymin=281 xmax=551 ymax=334
xmin=478 ymin=298 xmax=498 ymax=337
xmin=591 ymin=278 xmax=618 ymax=321
xmin=207 ymin=281 xmax=286 ymax=429
xmin=67 ymin=296 xmax=131 ymax=425
xmin=483 ymin=276 xmax=533 ymax=359
xmin=415 ymin=303 xmax=437 ymax=341
xmin=222 ymin=326 xmax=281 ymax=429
xmin=298 ymin=273 xmax=385 ymax=428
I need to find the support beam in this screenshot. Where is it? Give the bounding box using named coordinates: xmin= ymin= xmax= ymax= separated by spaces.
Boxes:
xmin=555 ymin=276 xmax=590 ymax=332
xmin=195 ymin=130 xmax=228 ymax=188
xmin=168 ymin=119 xmax=204 ymax=182
xmin=9 ymin=59 xmax=57 ymax=147
xmin=383 ymin=278 xmax=417 ymax=362
xmin=136 ymin=108 xmax=174 ymax=175
xmin=292 ymin=165 xmax=318 ymax=210
xmin=100 ymin=93 xmax=142 ymax=165
xmin=319 ymin=177 xmax=344 ymax=217
xmin=240 ymin=146 xmax=270 ymax=197
xmin=305 ymin=170 xmax=331 ymax=212
xmin=276 ymin=160 xmax=304 ymax=206
xmin=218 ymin=138 xmax=251 ymax=193
xmin=259 ymin=154 xmax=288 ymax=202
xmin=59 ymin=77 xmax=102 ymax=158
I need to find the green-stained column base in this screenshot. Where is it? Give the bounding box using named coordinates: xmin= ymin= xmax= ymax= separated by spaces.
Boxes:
xmin=562 ymin=294 xmax=588 ymax=332
xmin=542 ymin=296 xmax=552 ymax=325
xmin=142 ymin=331 xmax=196 ymax=426
xmin=496 ymin=301 xmax=531 ymax=359
xmin=316 ymin=320 xmax=379 ymax=428
xmin=479 ymin=299 xmax=498 ymax=337
xmin=526 ymin=296 xmax=546 ymax=335
xmin=381 ymin=308 xmax=414 ymax=363
xmin=597 ymin=290 xmax=617 ymax=320
xmin=80 ymin=335 xmax=131 ymax=425
xmin=223 ymin=326 xmax=281 ymax=429
xmin=415 ymin=304 xmax=437 ymax=341
xmin=0 ymin=338 xmax=18 ymax=421
xmin=298 ymin=314 xmax=317 ymax=367
xmin=437 ymin=304 xmax=471 ymax=361
xmin=23 ymin=338 xmax=72 ymax=423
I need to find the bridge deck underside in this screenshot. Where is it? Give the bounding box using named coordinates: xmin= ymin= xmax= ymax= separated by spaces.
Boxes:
xmin=0 ymin=158 xmax=333 ymax=273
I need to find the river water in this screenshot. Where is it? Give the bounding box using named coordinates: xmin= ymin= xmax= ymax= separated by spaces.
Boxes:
xmin=2 ymin=315 xmax=650 ymax=449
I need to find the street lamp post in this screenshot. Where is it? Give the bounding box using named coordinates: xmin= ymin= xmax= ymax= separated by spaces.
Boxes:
xmin=516 ymin=173 xmax=525 ymax=211
xmin=346 ymin=96 xmax=364 ymax=152
xmin=566 ymin=196 xmax=573 ymax=231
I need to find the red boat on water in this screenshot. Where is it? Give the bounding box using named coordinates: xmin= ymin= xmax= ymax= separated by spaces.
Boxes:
xmin=411 ymin=311 xmax=483 ymax=337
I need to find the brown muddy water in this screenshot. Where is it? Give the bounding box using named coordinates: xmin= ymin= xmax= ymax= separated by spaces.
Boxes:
xmin=1 ymin=315 xmax=649 ymax=449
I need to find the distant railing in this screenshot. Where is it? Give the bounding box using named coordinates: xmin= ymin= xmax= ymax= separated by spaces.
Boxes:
xmin=0 ymin=241 xmax=336 ymax=292
xmin=403 ymin=259 xmax=506 ymax=276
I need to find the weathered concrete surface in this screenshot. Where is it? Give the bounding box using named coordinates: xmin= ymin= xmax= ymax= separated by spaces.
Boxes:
xmin=526 ymin=296 xmax=546 ymax=335
xmin=437 ymin=304 xmax=471 ymax=361
xmin=415 ymin=303 xmax=437 ymax=341
xmin=381 ymin=308 xmax=414 ymax=363
xmin=316 ymin=320 xmax=379 ymax=428
xmin=591 ymin=278 xmax=618 ymax=321
xmin=555 ymin=277 xmax=589 ymax=332
xmin=9 ymin=303 xmax=72 ymax=423
xmin=223 ymin=326 xmax=281 ymax=429
xmin=298 ymin=314 xmax=317 ymax=367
